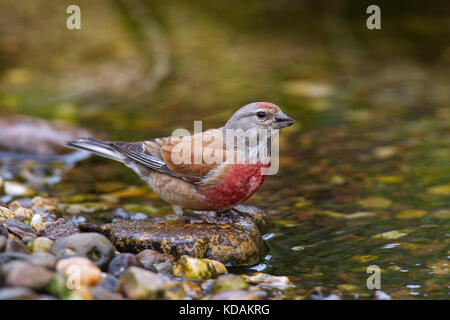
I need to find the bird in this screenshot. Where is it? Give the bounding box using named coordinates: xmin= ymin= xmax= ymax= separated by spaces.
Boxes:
xmin=64 ymin=102 xmax=295 ymax=222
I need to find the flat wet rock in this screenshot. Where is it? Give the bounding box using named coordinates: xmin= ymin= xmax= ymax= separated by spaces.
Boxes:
xmin=97 ymin=206 xmax=270 ymax=266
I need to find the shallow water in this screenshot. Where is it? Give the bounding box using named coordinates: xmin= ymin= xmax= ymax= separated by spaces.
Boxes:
xmin=0 ymin=0 xmax=449 ymax=299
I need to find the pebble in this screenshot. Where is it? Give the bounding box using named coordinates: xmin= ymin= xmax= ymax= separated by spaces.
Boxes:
xmin=0 ymin=251 xmax=56 ymax=270
xmin=6 ymin=238 xmax=30 ymax=253
xmin=212 ymin=274 xmax=249 ymax=293
xmin=108 ymin=253 xmax=143 ymax=277
xmin=3 ymin=219 xmax=39 ymax=238
xmin=0 ymin=252 xmax=31 ymax=264
xmin=172 ymin=255 xmax=226 ymax=280
xmin=42 ymin=218 xmax=79 ymax=240
xmin=97 ymin=274 xmax=121 ymax=292
xmin=31 ymin=196 xmax=60 ymax=216
xmin=62 ymin=202 xmax=110 ymax=215
xmin=31 ymin=214 xmax=44 ymax=231
xmin=72 ymin=285 xmax=93 ymax=300
xmin=212 ymin=290 xmax=260 ymax=300
xmin=152 ymin=260 xmax=173 ymax=274
xmin=164 ymin=281 xmax=188 ymax=300
xmin=4 ymin=182 xmax=36 ymax=197
xmin=0 ymin=225 xmax=7 ymax=237
xmin=120 ymin=266 xmax=166 ymax=300
xmin=130 ymin=212 xmax=149 ymax=220
xmin=56 ymin=256 xmax=103 ymax=287
xmin=13 ymin=207 xmax=33 ymax=222
xmin=50 ymin=232 xmax=114 ymax=270
xmin=203 ymin=259 xmax=227 ymax=275
xmin=374 ymin=290 xmax=391 ymax=300
xmin=112 ymin=208 xmax=130 ymax=221
xmin=0 ymin=235 xmax=6 ymax=252
xmin=181 ymin=279 xmax=203 ymax=298
xmin=243 ymin=273 xmax=292 ymax=290
xmin=0 ymin=287 xmax=39 ymax=300
xmin=31 ymin=237 xmax=53 ymax=252
xmin=90 ymin=286 xmax=125 ymax=300
xmin=2 ymin=260 xmax=54 ymax=289
xmin=29 ymin=251 xmax=57 ymax=269
xmin=311 ymin=293 xmax=341 ymax=300
xmin=136 ymin=249 xmax=174 ymax=273
xmin=0 ymin=206 xmax=15 ymax=221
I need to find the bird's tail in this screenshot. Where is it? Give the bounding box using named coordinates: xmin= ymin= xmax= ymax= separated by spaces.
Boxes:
xmin=63 ymin=138 xmax=126 ymax=162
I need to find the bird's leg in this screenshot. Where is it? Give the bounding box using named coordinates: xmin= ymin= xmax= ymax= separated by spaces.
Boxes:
xmin=214 ymin=209 xmax=242 ymax=224
xmin=173 ymin=205 xmax=238 ymax=224
xmin=229 ymin=207 xmax=252 ymax=218
xmin=172 ymin=205 xmax=200 ymax=223
xmin=184 ymin=210 xmax=236 ymax=224
xmin=172 ymin=205 xmax=215 ymax=223
xmin=172 ymin=205 xmax=185 ymax=218
xmin=191 ymin=211 xmax=224 ymax=224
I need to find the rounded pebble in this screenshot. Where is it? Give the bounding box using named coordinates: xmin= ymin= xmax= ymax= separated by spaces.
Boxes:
xmin=56 ymin=256 xmax=103 ymax=287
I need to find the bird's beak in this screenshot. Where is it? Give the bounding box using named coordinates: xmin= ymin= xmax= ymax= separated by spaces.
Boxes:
xmin=273 ymin=112 xmax=295 ymax=129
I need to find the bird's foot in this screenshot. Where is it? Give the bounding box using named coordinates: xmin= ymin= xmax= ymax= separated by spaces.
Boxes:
xmin=229 ymin=207 xmax=252 ymax=219
xmin=182 ymin=210 xmax=235 ymax=224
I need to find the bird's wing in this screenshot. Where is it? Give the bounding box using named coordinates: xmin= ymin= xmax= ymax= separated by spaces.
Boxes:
xmin=116 ymin=129 xmax=226 ymax=184
xmin=111 ymin=140 xmax=185 ymax=180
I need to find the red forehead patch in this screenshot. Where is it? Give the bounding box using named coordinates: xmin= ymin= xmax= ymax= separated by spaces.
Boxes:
xmin=258 ymin=102 xmax=276 ymax=109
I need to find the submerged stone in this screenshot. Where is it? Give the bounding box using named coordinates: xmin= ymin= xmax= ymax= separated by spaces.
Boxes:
xmin=98 ymin=205 xmax=269 ymax=266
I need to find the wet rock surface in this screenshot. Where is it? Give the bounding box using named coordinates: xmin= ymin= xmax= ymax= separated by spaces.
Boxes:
xmin=98 ymin=205 xmax=269 ymax=266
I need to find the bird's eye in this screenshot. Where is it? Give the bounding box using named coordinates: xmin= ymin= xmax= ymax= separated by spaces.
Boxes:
xmin=256 ymin=111 xmax=266 ymax=118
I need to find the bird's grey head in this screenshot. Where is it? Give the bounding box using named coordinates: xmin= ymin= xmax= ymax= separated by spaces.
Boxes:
xmin=224 ymin=102 xmax=295 ymax=131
